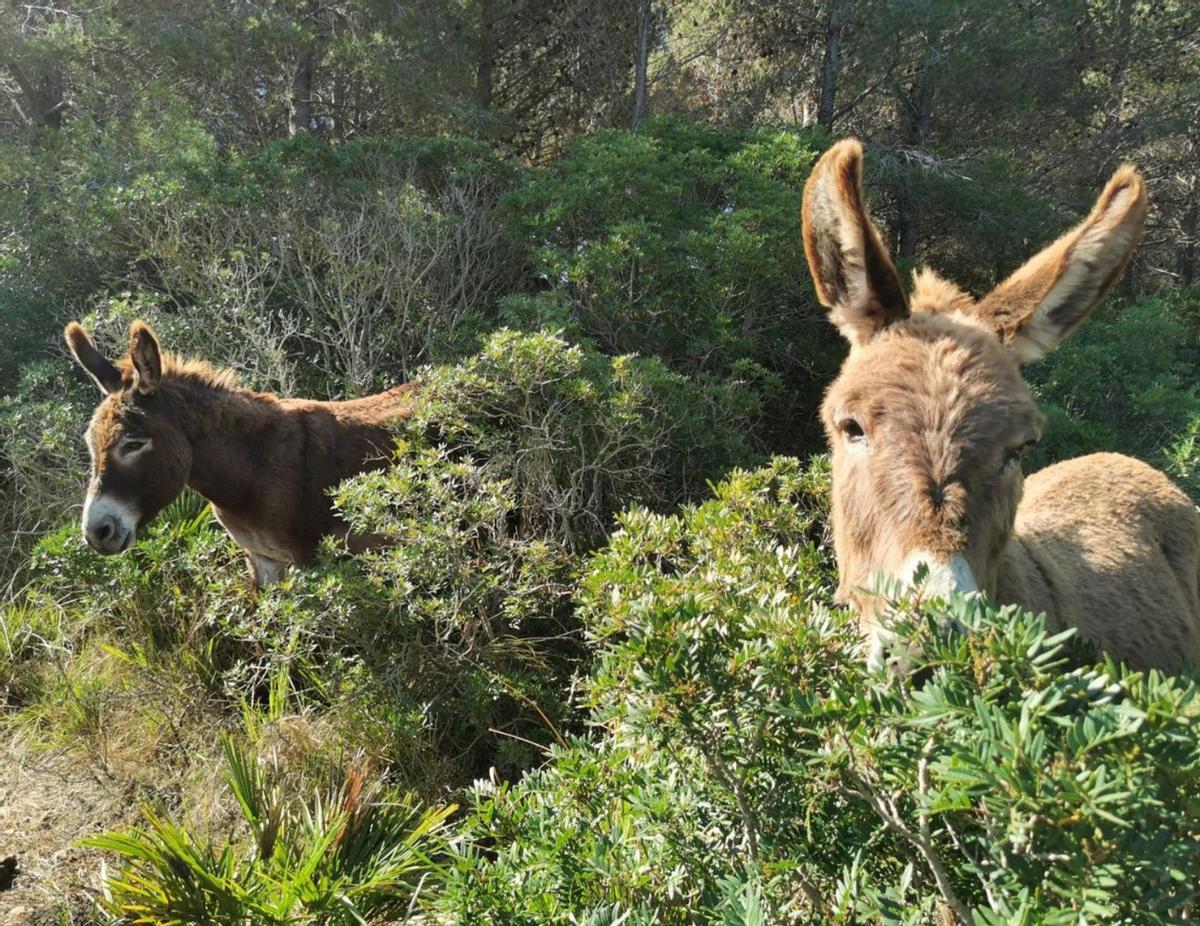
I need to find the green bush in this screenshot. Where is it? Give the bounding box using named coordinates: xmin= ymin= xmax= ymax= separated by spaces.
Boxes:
xmin=289 ymin=443 xmax=584 ymax=785
xmin=119 ymin=134 xmax=523 ymax=395
xmin=1 ymin=126 xmax=524 ymax=403
xmin=0 ymin=285 xmax=59 ymax=382
xmin=0 ymin=359 xmax=98 ymax=580
xmin=7 ymin=395 xmax=566 ymax=788
xmin=1025 ymin=293 xmax=1200 ymax=487
xmin=1166 ymin=413 xmax=1200 ymax=500
xmin=404 ymin=328 xmax=763 ymax=548
xmin=275 ymin=330 xmax=760 ymax=782
xmin=505 ymin=118 xmax=840 ymax=453
xmin=441 ymin=458 xmax=1200 ymax=923
xmin=0 ymin=88 xmax=214 ymax=308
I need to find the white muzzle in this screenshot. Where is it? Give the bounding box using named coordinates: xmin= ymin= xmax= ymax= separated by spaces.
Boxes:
xmin=82 ymin=491 xmax=138 ymax=555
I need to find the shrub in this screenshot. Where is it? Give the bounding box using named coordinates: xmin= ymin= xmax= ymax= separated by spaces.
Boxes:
xmin=1 ymin=127 xmax=523 ymax=404
xmin=0 ymin=285 xmax=59 ymax=383
xmin=1166 ymin=413 xmax=1200 ymax=500
xmin=86 ymin=735 xmax=454 ymax=925
xmin=294 ymin=444 xmax=584 ymax=785
xmin=442 ymin=457 xmax=1200 ymax=923
xmin=404 ymin=328 xmax=763 ymax=548
xmin=241 ymin=330 xmax=761 ymax=782
xmin=0 ymin=88 xmax=217 ymax=310
xmin=504 ymin=118 xmax=840 ymax=453
xmin=1025 ymin=293 xmax=1200 ymax=483
xmin=119 ymin=134 xmax=523 ymax=396
xmin=0 ymin=359 xmax=95 ymax=580
xmin=175 ymin=139 xmax=519 ymax=391
xmin=818 ymin=601 xmax=1200 ymax=924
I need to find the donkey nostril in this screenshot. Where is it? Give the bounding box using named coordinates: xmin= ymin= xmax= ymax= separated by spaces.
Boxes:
xmin=97 ymin=520 xmax=114 ymax=542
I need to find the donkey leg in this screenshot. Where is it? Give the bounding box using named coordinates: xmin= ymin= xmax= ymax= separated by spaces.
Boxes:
xmin=246 ymin=551 xmax=288 ymax=590
xmin=346 ymin=531 xmax=390 ymax=554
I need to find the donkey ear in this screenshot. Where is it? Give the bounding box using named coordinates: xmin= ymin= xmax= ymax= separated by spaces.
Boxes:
xmin=974 ymin=166 xmax=1148 ymax=364
xmin=65 ymin=322 xmax=123 ymax=395
xmin=802 ymin=139 xmax=909 ymax=347
xmin=128 ymin=321 xmax=163 ymax=394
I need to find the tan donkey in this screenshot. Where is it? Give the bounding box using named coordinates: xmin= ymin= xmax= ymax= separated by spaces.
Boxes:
xmin=65 ymin=321 xmax=419 ymax=588
xmin=802 ymin=140 xmax=1200 ymax=672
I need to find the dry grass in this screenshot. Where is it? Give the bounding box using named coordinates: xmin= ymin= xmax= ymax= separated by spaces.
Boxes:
xmin=0 ymin=732 xmax=132 ymax=923
xmin=0 ymin=646 xmax=233 ymax=922
xmin=0 ymin=679 xmax=371 ymax=923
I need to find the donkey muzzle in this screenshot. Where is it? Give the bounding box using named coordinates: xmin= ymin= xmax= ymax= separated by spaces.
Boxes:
xmin=82 ymin=495 xmax=137 ymax=555
xmin=901 ymin=551 xmax=979 ymax=599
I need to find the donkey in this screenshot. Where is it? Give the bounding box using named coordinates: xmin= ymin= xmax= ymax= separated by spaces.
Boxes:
xmin=802 ymin=140 xmax=1200 ymax=672
xmin=65 ymin=321 xmax=419 ymax=588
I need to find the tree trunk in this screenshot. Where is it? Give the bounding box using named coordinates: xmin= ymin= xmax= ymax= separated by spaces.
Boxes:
xmin=331 ymin=75 xmax=345 ymax=140
xmin=1103 ymin=0 xmax=1133 ymax=140
xmin=895 ymin=40 xmax=938 ymax=262
xmin=1180 ymin=186 xmax=1198 ymax=288
xmin=817 ymin=3 xmax=841 ymax=133
xmin=288 ymin=50 xmax=314 ymax=137
xmin=631 ymin=0 xmax=652 ymax=132
xmin=477 ymin=0 xmax=497 ymax=109
xmin=896 ymin=197 xmax=921 ymax=264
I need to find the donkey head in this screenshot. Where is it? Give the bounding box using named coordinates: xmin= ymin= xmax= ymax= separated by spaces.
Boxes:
xmin=65 ymin=321 xmax=192 ymax=554
xmin=802 ymin=140 xmax=1147 ymax=649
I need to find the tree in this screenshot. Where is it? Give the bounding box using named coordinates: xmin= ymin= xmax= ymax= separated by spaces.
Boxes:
xmin=631 ymin=0 xmax=654 ymax=130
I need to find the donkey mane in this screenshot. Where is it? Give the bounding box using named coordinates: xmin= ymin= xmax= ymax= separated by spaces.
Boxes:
xmin=108 ymin=352 xmax=290 ymax=442
xmin=112 ymin=351 xmax=242 ymax=393
xmin=909 ymin=268 xmax=976 ymax=315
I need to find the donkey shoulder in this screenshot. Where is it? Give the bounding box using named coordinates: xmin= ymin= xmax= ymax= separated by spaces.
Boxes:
xmin=1009 ymin=453 xmax=1200 ymax=669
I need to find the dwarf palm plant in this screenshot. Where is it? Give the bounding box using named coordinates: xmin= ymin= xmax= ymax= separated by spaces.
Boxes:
xmin=86 ymin=736 xmax=455 ymax=924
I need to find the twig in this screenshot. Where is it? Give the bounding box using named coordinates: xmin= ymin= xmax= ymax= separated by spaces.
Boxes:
xmin=695 ymin=733 xmax=827 ymax=915
xmin=836 ymin=733 xmax=972 ymax=924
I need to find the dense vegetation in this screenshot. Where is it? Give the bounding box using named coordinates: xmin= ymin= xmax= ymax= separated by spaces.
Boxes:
xmin=1 ymin=1 xmax=1198 ymax=923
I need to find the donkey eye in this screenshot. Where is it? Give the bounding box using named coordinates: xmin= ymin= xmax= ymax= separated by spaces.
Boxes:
xmin=839 ymin=418 xmax=866 ymax=444
xmin=120 ymin=439 xmax=149 ymax=455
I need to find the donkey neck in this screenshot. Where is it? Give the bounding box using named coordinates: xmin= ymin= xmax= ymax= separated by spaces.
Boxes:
xmin=995 ymin=534 xmax=1062 ymax=628
xmin=163 ymin=376 xmax=287 ymax=513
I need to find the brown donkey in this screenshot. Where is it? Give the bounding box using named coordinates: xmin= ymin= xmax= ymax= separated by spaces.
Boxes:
xmin=65 ymin=321 xmax=419 ymax=588
xmin=802 ymin=140 xmax=1200 ymax=672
